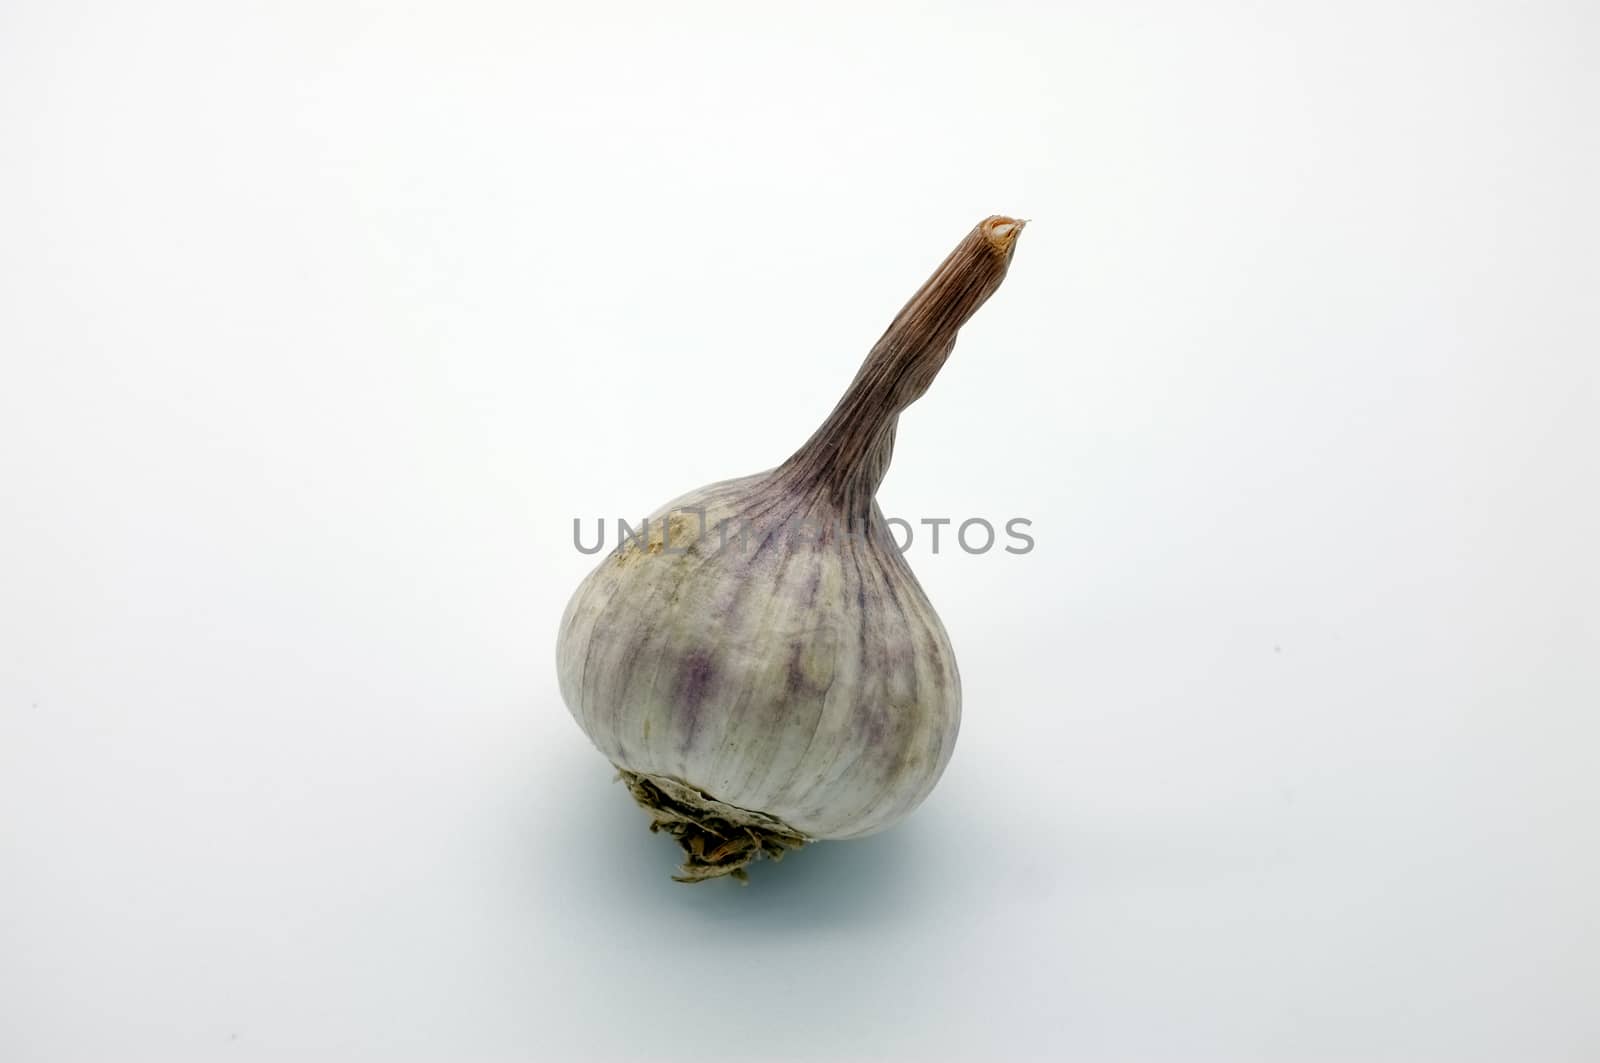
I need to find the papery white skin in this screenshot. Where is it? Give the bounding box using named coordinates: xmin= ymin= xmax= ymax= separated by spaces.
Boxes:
xmin=557 ymin=475 xmax=959 ymax=840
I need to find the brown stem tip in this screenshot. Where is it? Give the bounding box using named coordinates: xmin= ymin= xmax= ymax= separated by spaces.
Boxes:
xmin=981 ymin=215 xmax=1027 ymax=253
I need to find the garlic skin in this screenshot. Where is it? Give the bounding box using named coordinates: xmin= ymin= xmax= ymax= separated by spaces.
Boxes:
xmin=557 ymin=475 xmax=959 ymax=841
xmin=556 ymin=216 xmax=1025 ymax=880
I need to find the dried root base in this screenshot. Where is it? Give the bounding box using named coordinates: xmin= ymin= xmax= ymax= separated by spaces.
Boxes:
xmin=617 ymin=769 xmax=809 ymax=883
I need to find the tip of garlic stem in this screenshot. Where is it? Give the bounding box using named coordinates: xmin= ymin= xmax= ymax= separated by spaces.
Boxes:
xmin=983 ymin=215 xmax=1028 ymax=251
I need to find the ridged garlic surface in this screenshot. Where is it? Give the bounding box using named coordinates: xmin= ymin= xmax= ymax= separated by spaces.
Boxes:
xmin=556 ymin=216 xmax=1025 ymax=880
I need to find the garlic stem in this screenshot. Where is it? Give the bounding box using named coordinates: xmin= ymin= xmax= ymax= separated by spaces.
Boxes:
xmin=776 ymin=216 xmax=1026 ymax=513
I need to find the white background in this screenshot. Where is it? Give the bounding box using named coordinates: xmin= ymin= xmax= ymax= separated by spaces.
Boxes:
xmin=2 ymin=2 xmax=1597 ymax=1060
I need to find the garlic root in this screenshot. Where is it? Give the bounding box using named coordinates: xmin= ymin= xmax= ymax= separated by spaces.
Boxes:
xmin=619 ymin=770 xmax=807 ymax=883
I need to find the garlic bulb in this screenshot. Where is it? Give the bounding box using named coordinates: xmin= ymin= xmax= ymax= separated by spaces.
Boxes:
xmin=557 ymin=216 xmax=1026 ymax=880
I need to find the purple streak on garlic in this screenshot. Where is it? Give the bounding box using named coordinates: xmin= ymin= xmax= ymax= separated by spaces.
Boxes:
xmin=556 ymin=216 xmax=1026 ymax=881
